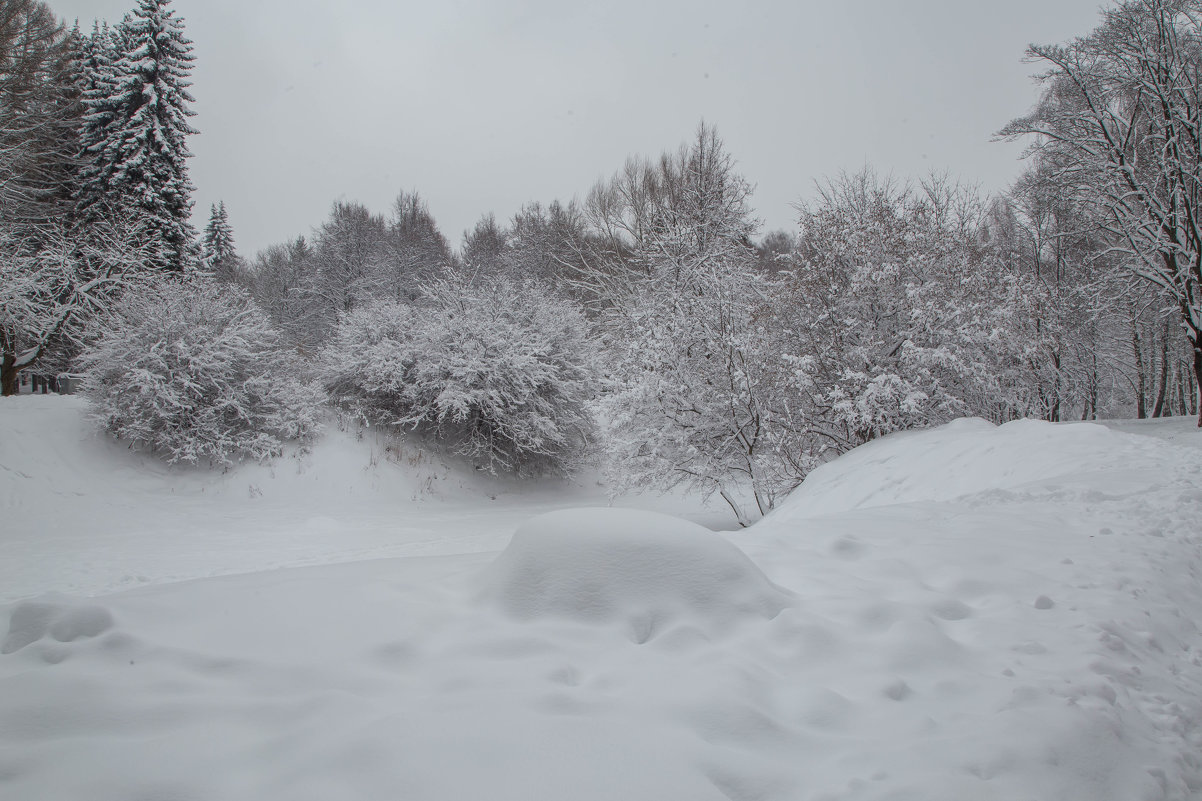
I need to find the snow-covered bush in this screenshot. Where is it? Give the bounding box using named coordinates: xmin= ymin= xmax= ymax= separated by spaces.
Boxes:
xmin=320 ymin=274 xmax=596 ymax=476
xmin=79 ymin=276 xmax=325 ymax=465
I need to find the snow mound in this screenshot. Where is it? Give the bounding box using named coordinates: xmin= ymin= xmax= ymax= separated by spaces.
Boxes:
xmin=1 ymin=596 xmax=114 ymax=655
xmin=774 ymin=417 xmax=1174 ymax=519
xmin=478 ymin=508 xmax=792 ymax=638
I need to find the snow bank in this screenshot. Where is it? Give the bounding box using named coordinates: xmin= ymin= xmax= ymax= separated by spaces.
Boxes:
xmin=737 ymin=416 xmax=1202 ymax=799
xmin=774 ymin=417 xmax=1178 ymax=519
xmin=477 ymin=508 xmax=791 ymax=638
xmin=3 ymin=402 xmax=1202 ymax=800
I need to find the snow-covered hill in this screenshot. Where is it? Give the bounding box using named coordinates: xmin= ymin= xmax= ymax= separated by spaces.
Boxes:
xmin=2 ymin=397 xmax=1201 ymax=800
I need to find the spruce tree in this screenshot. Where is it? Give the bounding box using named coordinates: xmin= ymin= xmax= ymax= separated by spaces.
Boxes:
xmin=73 ymin=22 xmax=121 ymax=223
xmin=200 ymin=201 xmax=240 ymax=282
xmin=77 ymin=0 xmax=197 ymax=272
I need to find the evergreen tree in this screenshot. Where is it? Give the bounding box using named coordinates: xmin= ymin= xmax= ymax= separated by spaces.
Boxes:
xmin=200 ymin=201 xmax=240 ymax=282
xmin=76 ymin=0 xmax=197 ymax=271
xmin=72 ymin=21 xmax=121 ymax=223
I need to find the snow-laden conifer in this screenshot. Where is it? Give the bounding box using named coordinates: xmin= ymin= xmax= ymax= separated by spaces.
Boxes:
xmin=72 ymin=22 xmax=120 ymax=221
xmin=76 ymin=0 xmax=197 ymax=271
xmin=199 ymin=201 xmax=241 ymax=282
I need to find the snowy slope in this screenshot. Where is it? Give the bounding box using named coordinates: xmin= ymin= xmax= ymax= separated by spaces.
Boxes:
xmin=738 ymin=418 xmax=1202 ymax=799
xmin=2 ymin=399 xmax=1201 ymax=800
xmin=0 ymin=395 xmax=733 ymax=601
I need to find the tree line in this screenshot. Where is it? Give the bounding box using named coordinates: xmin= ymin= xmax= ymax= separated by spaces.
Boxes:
xmin=2 ymin=0 xmax=1199 ymax=523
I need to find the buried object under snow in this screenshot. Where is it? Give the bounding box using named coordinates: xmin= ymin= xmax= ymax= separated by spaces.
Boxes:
xmin=476 ymin=507 xmax=793 ymax=639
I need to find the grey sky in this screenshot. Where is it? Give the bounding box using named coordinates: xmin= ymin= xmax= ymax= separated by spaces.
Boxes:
xmin=56 ymin=0 xmax=1105 ymax=257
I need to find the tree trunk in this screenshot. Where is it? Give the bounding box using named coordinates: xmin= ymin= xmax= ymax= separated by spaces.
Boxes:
xmin=1133 ymin=322 xmax=1147 ymax=419
xmin=1178 ymin=362 xmax=1189 ymax=418
xmin=1192 ymin=332 xmax=1202 ymax=427
xmin=1 ymin=353 xmax=17 ymax=397
xmin=719 ymin=487 xmax=752 ymax=528
xmin=1152 ymin=319 xmax=1170 ymax=418
xmin=1087 ymin=351 xmax=1099 ymax=421
xmin=1191 ymin=361 xmax=1200 ymax=419
xmin=1054 ymin=350 xmax=1062 ymax=422
xmin=1183 ymin=311 xmax=1202 ymax=425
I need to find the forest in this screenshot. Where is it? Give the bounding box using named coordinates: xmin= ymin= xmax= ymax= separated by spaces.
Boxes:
xmin=2 ymin=0 xmax=1200 ymax=524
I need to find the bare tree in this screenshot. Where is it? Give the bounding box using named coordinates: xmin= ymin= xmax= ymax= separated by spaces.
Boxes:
xmin=1002 ymin=0 xmax=1202 ymax=424
xmin=298 ymin=201 xmax=388 ymax=341
xmin=244 ymin=236 xmax=326 ymax=353
xmin=0 ymin=0 xmax=78 ymax=225
xmin=459 ymin=213 xmax=508 ymax=280
xmin=379 ymin=191 xmax=451 ymax=298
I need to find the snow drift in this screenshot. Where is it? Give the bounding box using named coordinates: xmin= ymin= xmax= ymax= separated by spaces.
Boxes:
xmin=3 ymin=399 xmax=1202 ymax=800
xmin=773 ymin=416 xmax=1182 ymax=519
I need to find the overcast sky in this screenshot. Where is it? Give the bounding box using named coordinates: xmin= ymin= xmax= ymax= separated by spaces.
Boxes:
xmin=55 ymin=0 xmax=1106 ymax=257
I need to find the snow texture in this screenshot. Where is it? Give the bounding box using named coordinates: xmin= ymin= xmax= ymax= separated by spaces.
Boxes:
xmin=79 ymin=276 xmax=324 ymax=465
xmin=3 ymin=396 xmax=1202 ymax=800
xmin=477 ymin=508 xmax=792 ymax=637
xmin=320 ymin=274 xmax=595 ymax=476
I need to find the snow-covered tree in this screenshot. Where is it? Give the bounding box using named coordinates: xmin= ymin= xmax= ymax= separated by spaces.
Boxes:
xmin=320 ymin=273 xmax=596 ymax=477
xmin=78 ymin=276 xmax=325 ymax=465
xmin=71 ymin=20 xmax=116 ymax=160
xmin=199 ymin=201 xmax=241 ymax=282
xmin=247 ymin=195 xmax=453 ymax=350
xmin=244 ymin=235 xmax=325 ymax=353
xmin=506 ymin=200 xmax=594 ymax=295
xmin=781 ymin=170 xmax=1042 ymax=449
xmin=1002 ymin=0 xmax=1202 ymax=425
xmin=0 ymin=216 xmax=151 ymax=396
xmin=76 ymin=0 xmax=197 ymax=272
xmin=377 ymin=191 xmax=451 ymax=299
xmin=69 ymin=21 xmax=119 ymax=223
xmin=986 ymin=165 xmax=1188 ymax=421
xmin=297 ymin=200 xmax=388 ymax=342
xmin=755 ymin=229 xmax=796 ymax=275
xmin=460 ymin=213 xmax=509 ymax=278
xmin=588 ymin=124 xmax=791 ymax=524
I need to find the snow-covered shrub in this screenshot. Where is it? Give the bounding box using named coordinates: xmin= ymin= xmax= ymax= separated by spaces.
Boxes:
xmin=320 ymin=274 xmax=596 ymax=476
xmin=79 ymin=276 xmax=325 ymax=465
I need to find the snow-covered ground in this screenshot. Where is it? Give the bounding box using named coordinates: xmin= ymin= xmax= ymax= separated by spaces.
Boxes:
xmin=2 ymin=396 xmax=1201 ymax=800
xmin=0 ymin=396 xmax=735 ymax=602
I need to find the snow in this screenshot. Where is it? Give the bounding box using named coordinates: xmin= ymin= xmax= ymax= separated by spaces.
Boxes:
xmin=477 ymin=508 xmax=792 ymax=635
xmin=771 ymin=416 xmax=1185 ymax=518
xmin=3 ymin=395 xmax=1202 ymax=800
xmin=0 ymin=395 xmax=732 ymax=601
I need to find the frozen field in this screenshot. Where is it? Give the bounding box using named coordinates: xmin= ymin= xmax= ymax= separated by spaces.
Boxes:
xmin=2 ymin=396 xmax=1201 ymax=800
